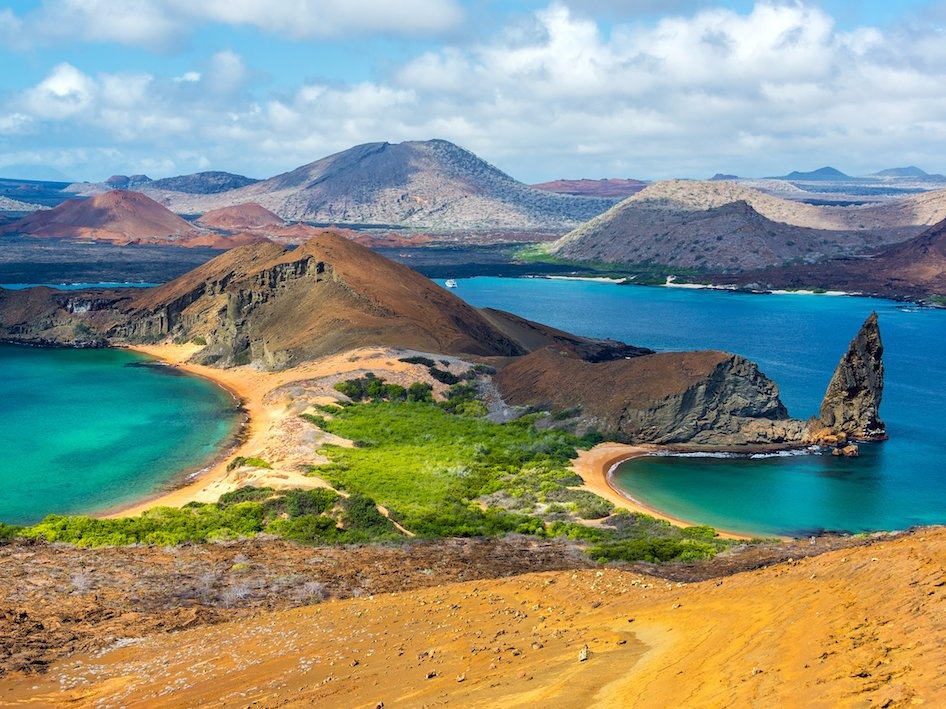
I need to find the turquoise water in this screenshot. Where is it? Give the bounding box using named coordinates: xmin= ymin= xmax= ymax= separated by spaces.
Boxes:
xmin=453 ymin=278 xmax=946 ymax=536
xmin=0 ymin=345 xmax=240 ymax=525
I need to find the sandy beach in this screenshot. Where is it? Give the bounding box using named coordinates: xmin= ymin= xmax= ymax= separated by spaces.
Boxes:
xmin=105 ymin=344 xmax=430 ymax=518
xmin=571 ymin=442 xmax=753 ymax=540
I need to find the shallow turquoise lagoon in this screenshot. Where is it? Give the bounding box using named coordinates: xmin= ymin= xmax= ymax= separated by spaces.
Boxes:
xmin=453 ymin=277 xmax=946 ymax=536
xmin=0 ymin=345 xmax=240 ymax=524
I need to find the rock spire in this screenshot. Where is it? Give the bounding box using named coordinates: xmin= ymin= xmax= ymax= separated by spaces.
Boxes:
xmin=816 ymin=312 xmax=886 ymax=441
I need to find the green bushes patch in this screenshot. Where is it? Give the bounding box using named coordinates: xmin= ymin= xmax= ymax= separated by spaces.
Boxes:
xmin=20 ymin=486 xmax=397 ymax=548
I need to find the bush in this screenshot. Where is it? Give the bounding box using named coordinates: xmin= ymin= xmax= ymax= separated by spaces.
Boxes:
xmin=399 ymin=356 xmax=435 ymax=367
xmin=407 ymin=382 xmax=433 ymax=402
xmin=0 ymin=522 xmax=22 ymax=541
xmin=429 ymin=367 xmax=460 ymax=385
xmin=226 ymin=457 xmax=272 ymax=472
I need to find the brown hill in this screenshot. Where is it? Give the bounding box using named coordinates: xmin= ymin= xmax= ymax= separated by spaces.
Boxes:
xmin=530 ymin=178 xmax=648 ymax=199
xmin=114 ymin=233 xmax=535 ymax=367
xmin=495 ymin=346 xmax=806 ymax=447
xmin=195 ymin=202 xmax=286 ymax=231
xmin=716 ymin=217 xmax=946 ymax=298
xmin=550 ymin=180 xmax=946 ymax=271
xmin=0 ymin=233 xmax=648 ymax=366
xmin=6 ymin=526 xmax=943 ymax=706
xmin=139 ymin=140 xmax=618 ymax=231
xmin=0 ymin=190 xmax=202 ymax=244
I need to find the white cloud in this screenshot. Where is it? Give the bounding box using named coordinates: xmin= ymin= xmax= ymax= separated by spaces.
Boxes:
xmin=6 ymin=0 xmax=464 ymax=48
xmin=205 ymin=51 xmax=248 ymax=95
xmin=5 ymin=2 xmax=946 ymax=181
xmin=23 ymin=63 xmax=96 ymax=119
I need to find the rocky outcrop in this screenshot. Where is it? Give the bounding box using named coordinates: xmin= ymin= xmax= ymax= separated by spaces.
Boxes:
xmin=815 ymin=312 xmax=886 ymax=441
xmin=495 ymin=347 xmax=807 ymax=448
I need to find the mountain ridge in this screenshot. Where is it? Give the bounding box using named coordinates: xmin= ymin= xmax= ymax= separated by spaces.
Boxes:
xmin=133 ymin=139 xmax=619 ymax=231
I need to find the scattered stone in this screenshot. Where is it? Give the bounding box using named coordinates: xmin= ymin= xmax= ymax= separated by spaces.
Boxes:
xmin=578 ymin=645 xmax=590 ymax=662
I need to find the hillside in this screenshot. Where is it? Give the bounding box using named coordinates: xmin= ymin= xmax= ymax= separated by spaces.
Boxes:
xmin=0 ymin=190 xmax=202 ymax=244
xmin=149 ymin=170 xmax=259 ymax=194
xmin=195 ymin=202 xmax=286 ymax=230
xmin=718 ymin=216 xmax=946 ymax=298
xmin=141 ymin=140 xmax=618 ymax=231
xmin=549 ymin=180 xmax=946 ymax=270
xmin=3 ymin=526 xmax=942 ymax=706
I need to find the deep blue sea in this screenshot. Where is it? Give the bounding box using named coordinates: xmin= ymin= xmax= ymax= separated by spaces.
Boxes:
xmin=450 ymin=277 xmax=946 ymax=536
xmin=0 ymin=345 xmax=240 ymax=525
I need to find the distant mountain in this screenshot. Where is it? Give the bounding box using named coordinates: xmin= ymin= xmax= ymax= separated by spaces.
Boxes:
xmin=104 ymin=174 xmax=153 ymax=190
xmin=710 ymin=173 xmax=740 ymax=181
xmin=145 ymin=140 xmax=618 ymax=231
xmin=529 ymin=178 xmax=647 ymax=199
xmin=196 ymin=203 xmax=286 ymax=231
xmin=0 ymin=190 xmax=202 ymax=244
xmin=780 ymin=167 xmax=851 ymax=181
xmin=149 ymin=171 xmax=260 ymax=194
xmin=548 ymin=180 xmax=946 ymax=271
xmin=873 ymin=166 xmax=929 ymax=178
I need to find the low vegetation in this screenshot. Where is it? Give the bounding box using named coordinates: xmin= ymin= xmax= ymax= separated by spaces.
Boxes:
xmin=20 ymin=487 xmax=399 ymax=547
xmin=6 ymin=375 xmax=737 ymax=564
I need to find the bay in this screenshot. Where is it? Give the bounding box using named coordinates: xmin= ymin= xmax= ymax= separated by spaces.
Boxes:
xmin=0 ymin=345 xmax=240 ymax=525
xmin=451 ymin=277 xmax=946 ymax=536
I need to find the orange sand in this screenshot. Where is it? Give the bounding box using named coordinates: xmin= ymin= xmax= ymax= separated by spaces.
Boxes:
xmin=5 ymin=527 xmax=944 ymax=707
xmin=106 ymin=344 xmax=431 ymax=517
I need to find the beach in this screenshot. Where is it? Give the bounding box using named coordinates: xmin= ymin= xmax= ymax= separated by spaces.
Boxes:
xmin=105 ymin=344 xmax=430 ymax=518
xmin=571 ymin=442 xmax=754 ymax=540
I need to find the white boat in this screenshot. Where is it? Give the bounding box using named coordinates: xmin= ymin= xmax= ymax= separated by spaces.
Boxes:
xmin=445 ymin=279 xmax=458 ymax=288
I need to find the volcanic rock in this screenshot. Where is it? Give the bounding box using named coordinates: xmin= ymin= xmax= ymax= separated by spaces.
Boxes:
xmin=816 ymin=312 xmax=886 ymax=441
xmin=142 ymin=140 xmax=618 ymax=230
xmin=494 ymin=347 xmax=807 ymax=447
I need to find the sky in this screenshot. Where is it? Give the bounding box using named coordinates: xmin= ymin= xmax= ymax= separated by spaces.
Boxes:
xmin=1 ymin=0 xmax=945 ymax=183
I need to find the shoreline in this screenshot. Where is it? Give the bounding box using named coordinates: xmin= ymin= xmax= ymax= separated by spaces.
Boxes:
xmin=99 ymin=344 xmax=448 ymax=518
xmin=571 ymin=443 xmax=756 ymax=541
xmin=100 ymin=347 xmax=773 ymax=539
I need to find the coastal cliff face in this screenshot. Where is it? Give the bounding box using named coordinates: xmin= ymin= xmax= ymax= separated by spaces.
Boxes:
xmin=815 ymin=312 xmax=886 ymax=441
xmin=494 ymin=347 xmax=806 ymax=447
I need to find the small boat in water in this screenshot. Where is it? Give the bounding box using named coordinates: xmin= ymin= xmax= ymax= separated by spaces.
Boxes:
xmin=445 ymin=279 xmax=458 ymax=288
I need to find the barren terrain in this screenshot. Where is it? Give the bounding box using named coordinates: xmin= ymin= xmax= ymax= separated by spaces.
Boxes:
xmin=1 ymin=527 xmax=938 ymax=707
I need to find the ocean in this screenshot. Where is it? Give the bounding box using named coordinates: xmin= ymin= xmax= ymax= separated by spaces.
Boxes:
xmin=451 ymin=277 xmax=946 ymax=536
xmin=0 ymin=345 xmax=240 ymax=525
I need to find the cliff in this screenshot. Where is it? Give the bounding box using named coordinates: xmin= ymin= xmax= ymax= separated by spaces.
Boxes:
xmin=495 ymin=347 xmax=806 ymax=447
xmin=816 ymin=312 xmax=886 ymax=441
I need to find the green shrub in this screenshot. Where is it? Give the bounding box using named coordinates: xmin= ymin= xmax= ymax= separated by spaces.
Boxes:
xmin=226 ymin=457 xmax=272 ymax=472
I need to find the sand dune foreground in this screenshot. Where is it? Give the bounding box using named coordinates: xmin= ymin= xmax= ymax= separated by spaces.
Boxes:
xmin=3 ymin=526 xmax=943 ymax=707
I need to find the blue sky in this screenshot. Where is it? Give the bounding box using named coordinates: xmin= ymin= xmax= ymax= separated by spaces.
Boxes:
xmin=1 ymin=0 xmax=945 ymax=182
